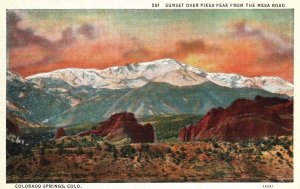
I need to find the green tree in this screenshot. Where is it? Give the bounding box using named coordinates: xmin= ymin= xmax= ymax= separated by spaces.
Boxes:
xmin=120 ymin=144 xmax=136 ymax=159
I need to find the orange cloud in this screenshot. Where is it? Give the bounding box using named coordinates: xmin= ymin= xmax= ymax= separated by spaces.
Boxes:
xmin=7 ymin=12 xmax=293 ymax=82
xmin=9 ymin=34 xmax=293 ymax=82
xmin=182 ymin=37 xmax=293 ymax=81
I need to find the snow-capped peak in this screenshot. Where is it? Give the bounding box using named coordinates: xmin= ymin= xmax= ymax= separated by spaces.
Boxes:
xmin=26 ymin=59 xmax=208 ymax=89
xmin=24 ymin=58 xmax=293 ymax=96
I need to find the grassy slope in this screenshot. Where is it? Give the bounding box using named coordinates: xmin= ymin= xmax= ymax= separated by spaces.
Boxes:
xmin=140 ymin=114 xmax=202 ymax=142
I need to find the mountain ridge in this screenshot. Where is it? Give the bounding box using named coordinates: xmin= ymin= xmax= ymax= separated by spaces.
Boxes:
xmin=23 ymin=58 xmax=293 ymax=96
xmin=6 ymin=58 xmax=293 ymax=127
xmin=46 ymin=81 xmax=289 ymax=126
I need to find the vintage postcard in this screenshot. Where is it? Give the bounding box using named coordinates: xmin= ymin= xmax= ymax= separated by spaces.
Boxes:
xmin=1 ymin=0 xmax=300 ymax=189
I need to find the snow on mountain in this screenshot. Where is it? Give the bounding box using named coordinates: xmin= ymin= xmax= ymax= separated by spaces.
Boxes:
xmin=7 ymin=71 xmax=26 ymax=83
xmin=25 ymin=58 xmax=293 ymax=96
xmin=25 ymin=59 xmax=209 ymax=90
xmin=252 ymin=76 xmax=294 ymax=96
xmin=206 ymin=73 xmax=294 ymax=96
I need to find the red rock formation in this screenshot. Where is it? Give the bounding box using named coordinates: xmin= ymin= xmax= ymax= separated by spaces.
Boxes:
xmin=179 ymin=96 xmax=293 ymax=142
xmin=6 ymin=119 xmax=20 ymax=136
xmin=54 ymin=127 xmax=65 ymax=139
xmin=78 ymin=112 xmax=155 ymax=143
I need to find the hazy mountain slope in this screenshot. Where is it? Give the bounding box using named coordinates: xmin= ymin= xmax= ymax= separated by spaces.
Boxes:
xmin=7 ymin=72 xmax=71 ymax=125
xmin=46 ymin=88 xmax=130 ymax=126
xmin=48 ymin=82 xmax=288 ymax=127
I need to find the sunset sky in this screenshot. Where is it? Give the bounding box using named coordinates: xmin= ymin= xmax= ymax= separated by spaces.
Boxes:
xmin=7 ymin=9 xmax=293 ymax=81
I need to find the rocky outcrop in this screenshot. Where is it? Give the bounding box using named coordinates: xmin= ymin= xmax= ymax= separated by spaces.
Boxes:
xmin=54 ymin=127 xmax=65 ymax=139
xmin=179 ymin=96 xmax=293 ymax=142
xmin=6 ymin=119 xmax=20 ymax=136
xmin=78 ymin=112 xmax=155 ymax=143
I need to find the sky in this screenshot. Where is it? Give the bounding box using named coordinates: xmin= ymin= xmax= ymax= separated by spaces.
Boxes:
xmin=7 ymin=9 xmax=293 ymax=81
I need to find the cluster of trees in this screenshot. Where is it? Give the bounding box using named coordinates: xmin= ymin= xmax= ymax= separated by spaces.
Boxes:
xmin=6 ymin=139 xmax=33 ymax=158
xmin=41 ymin=135 xmax=104 ymax=149
xmin=19 ymin=127 xmax=54 ymax=146
xmin=18 ymin=122 xmax=98 ymax=146
xmin=103 ymin=143 xmax=176 ymax=162
xmin=238 ymin=136 xmax=293 ymax=158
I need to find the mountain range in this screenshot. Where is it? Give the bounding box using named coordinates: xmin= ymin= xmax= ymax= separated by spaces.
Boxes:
xmin=26 ymin=59 xmax=293 ymax=96
xmin=7 ymin=59 xmax=293 ymax=127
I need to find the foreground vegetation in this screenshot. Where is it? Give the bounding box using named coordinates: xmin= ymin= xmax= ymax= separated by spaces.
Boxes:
xmin=18 ymin=114 xmax=202 ymax=146
xmin=7 ymin=136 xmax=293 ymax=182
xmin=19 ymin=122 xmax=98 ymax=145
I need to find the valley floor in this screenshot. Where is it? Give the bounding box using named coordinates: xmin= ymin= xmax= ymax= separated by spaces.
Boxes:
xmin=7 ymin=136 xmax=293 ymax=182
